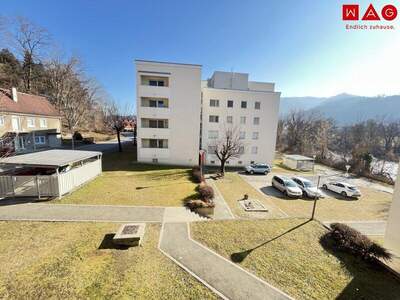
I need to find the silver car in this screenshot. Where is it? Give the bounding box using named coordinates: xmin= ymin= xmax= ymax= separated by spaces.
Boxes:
xmin=292 ymin=176 xmax=322 ymax=199
xmin=272 ymin=175 xmax=303 ymax=198
xmin=245 ymin=163 xmax=271 ymax=175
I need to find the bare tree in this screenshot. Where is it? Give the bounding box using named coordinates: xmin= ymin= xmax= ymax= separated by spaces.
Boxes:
xmin=105 ymin=101 xmax=129 ymax=152
xmin=44 ymin=57 xmax=96 ymax=149
xmin=210 ymin=126 xmax=244 ymax=175
xmin=5 ymin=17 xmax=51 ymax=92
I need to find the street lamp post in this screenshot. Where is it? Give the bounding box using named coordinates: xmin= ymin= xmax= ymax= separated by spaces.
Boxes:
xmin=310 ymin=166 xmax=351 ymax=220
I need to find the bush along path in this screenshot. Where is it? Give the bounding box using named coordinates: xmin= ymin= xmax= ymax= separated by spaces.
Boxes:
xmin=159 ymin=222 xmax=292 ymax=300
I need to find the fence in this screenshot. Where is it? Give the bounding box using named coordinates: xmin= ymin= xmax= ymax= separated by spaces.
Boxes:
xmin=0 ymin=158 xmax=102 ymax=199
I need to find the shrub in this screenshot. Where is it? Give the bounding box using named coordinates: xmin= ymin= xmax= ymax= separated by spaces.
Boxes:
xmin=73 ymin=131 xmax=83 ymax=141
xmin=192 ymin=167 xmax=204 ymax=183
xmin=186 ymin=199 xmax=215 ymax=209
xmin=198 ymin=183 xmax=214 ymax=201
xmin=326 ymin=223 xmax=392 ymax=262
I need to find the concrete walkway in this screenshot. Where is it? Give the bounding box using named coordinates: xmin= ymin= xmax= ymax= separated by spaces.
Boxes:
xmin=206 ymin=178 xmax=235 ymax=220
xmin=159 ymin=222 xmax=292 ymax=300
xmin=0 ymin=203 xmax=164 ymax=222
xmin=323 ymin=220 xmax=387 ymax=236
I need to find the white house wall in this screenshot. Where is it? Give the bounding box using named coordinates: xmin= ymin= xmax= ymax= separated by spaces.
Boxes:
xmin=385 ymin=174 xmax=400 ymax=255
xmin=136 ymin=61 xmax=202 ymax=166
xmin=201 ymin=87 xmax=280 ymax=166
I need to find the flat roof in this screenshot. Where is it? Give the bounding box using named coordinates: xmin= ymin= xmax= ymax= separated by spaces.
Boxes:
xmin=0 ymin=149 xmax=102 ymax=167
xmin=283 ymin=154 xmax=315 ymax=161
xmin=135 ymin=59 xmax=202 ymax=67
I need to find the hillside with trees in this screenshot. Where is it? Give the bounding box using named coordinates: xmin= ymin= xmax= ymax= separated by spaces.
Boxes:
xmin=0 ymin=16 xmax=132 ymax=148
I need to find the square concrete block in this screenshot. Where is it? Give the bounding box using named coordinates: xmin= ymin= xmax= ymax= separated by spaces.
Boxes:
xmin=113 ymin=223 xmax=146 ymax=246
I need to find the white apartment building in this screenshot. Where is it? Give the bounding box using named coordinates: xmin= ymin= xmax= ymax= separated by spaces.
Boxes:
xmin=135 ymin=60 xmax=280 ymax=166
xmin=201 ymin=71 xmax=280 ymax=166
xmin=135 ymin=60 xmax=202 ymax=165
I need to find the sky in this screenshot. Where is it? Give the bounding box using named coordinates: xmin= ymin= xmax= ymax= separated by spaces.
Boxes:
xmin=1 ymin=0 xmax=400 ymax=111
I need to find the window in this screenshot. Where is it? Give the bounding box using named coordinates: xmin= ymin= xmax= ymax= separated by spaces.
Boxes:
xmin=210 ymin=160 xmax=215 ymax=164
xmin=251 ymin=146 xmax=258 ymax=154
xmin=255 ymin=102 xmax=261 ymax=109
xmin=152 ymin=158 xmax=158 ymax=163
xmin=142 ymin=139 xmax=168 ymax=148
xmin=240 ymin=116 xmax=246 ymax=124
xmin=251 ymin=161 xmax=255 ymax=164
xmin=149 ymin=80 xmax=165 ymax=87
xmin=142 ymin=98 xmax=168 ymax=108
xmin=227 ymin=116 xmax=233 ymax=124
xmin=208 ymin=146 xmax=217 ymax=153
xmin=34 ymin=136 xmax=46 ymax=145
xmin=252 ymin=132 xmax=259 ymax=140
xmin=27 ymin=118 xmax=35 ymax=128
xmin=239 ymin=146 xmax=245 ymax=154
xmin=253 ymin=117 xmax=260 ymax=125
xmin=238 ymin=161 xmax=243 ymax=164
xmin=210 ymin=99 xmax=219 ymax=107
xmin=227 ymin=100 xmax=234 ymax=108
xmin=208 ymin=130 xmax=219 ymax=139
xmin=144 ymin=119 xmax=168 ymax=128
xmin=209 ymin=115 xmax=219 ymax=123
xmin=0 ymin=116 xmax=4 ymax=126
xmin=241 ymin=101 xmax=247 ymax=108
xmin=39 ymin=118 xmax=47 ymax=128
xmin=239 ymin=131 xmax=246 ymax=139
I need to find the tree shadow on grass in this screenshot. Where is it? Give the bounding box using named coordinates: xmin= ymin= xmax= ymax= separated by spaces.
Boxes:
xmin=319 ymin=234 xmax=400 ymax=299
xmin=231 ymin=219 xmax=311 ymax=263
xmin=98 ymin=233 xmax=130 ymax=250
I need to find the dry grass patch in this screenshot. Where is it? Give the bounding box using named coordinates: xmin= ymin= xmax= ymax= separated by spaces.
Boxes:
xmin=213 ymin=173 xmax=286 ymax=218
xmin=0 ymin=221 xmax=217 ymax=299
xmin=191 ymin=218 xmax=400 ymax=300
xmin=263 ymin=185 xmax=392 ymax=221
xmin=55 ymin=149 xmax=198 ymax=206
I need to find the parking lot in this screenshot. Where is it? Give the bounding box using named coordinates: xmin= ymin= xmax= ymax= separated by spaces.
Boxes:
xmin=239 ymin=165 xmax=394 ymax=222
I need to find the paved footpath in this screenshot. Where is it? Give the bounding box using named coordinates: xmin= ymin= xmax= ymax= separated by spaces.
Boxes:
xmin=0 ymin=203 xmax=165 ymax=222
xmin=160 ymin=222 xmax=292 ymax=300
xmin=206 ymin=178 xmax=235 ymax=220
xmin=323 ymin=220 xmax=387 ymax=236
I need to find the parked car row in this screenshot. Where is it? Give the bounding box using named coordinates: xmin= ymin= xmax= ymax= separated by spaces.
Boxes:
xmin=245 ymin=162 xmax=361 ymax=200
xmin=271 ymin=175 xmax=361 ymax=199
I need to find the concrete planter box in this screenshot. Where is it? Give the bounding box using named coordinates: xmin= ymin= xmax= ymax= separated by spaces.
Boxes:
xmin=113 ymin=223 xmax=146 ymax=247
xmin=194 ymin=206 xmax=214 ymax=218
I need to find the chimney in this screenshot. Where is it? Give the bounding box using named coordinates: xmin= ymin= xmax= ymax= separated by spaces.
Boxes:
xmin=11 ymin=87 xmax=18 ymax=102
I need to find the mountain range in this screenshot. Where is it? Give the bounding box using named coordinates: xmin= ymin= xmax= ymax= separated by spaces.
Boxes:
xmin=280 ymin=94 xmax=400 ymax=125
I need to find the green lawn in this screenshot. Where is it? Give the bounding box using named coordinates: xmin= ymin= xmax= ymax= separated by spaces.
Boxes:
xmin=0 ymin=221 xmax=217 ymax=299
xmin=54 ymin=149 xmax=198 ymax=206
xmin=191 ymin=218 xmax=400 ymax=300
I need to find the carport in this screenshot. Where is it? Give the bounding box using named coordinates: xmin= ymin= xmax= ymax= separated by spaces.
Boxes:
xmin=0 ymin=149 xmax=102 ymax=199
xmin=283 ymin=154 xmax=315 ymax=171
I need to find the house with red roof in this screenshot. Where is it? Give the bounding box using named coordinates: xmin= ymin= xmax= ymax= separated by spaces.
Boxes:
xmin=0 ymin=87 xmax=62 ymax=155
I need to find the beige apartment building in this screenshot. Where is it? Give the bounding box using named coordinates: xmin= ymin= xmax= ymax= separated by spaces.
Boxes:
xmin=0 ymin=88 xmax=62 ymax=155
xmin=135 ymin=60 xmax=280 ymax=167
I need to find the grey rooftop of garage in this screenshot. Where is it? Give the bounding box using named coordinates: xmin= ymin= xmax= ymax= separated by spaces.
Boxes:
xmin=283 ymin=154 xmax=315 ymax=161
xmin=0 ymin=149 xmax=102 ymax=167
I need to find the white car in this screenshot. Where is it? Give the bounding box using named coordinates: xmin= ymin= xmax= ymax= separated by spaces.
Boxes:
xmin=322 ymin=181 xmax=361 ymax=198
xmin=272 ymin=175 xmax=303 ymax=198
xmin=292 ymin=176 xmax=322 ymax=199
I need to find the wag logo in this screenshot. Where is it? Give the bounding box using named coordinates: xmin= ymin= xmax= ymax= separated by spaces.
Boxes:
xmin=342 ymin=3 xmax=397 ymax=30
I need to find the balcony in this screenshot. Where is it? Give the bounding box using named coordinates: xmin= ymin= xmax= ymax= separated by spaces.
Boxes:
xmin=139 ymin=127 xmax=170 ymax=139
xmin=139 ymin=147 xmax=170 ymax=159
xmin=139 ymin=106 xmax=171 ymax=118
xmin=138 ymin=85 xmax=170 ymax=98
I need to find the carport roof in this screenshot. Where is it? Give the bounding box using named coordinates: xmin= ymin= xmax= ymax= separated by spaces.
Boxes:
xmin=283 ymin=154 xmax=315 ymax=161
xmin=0 ymin=150 xmax=102 ymax=167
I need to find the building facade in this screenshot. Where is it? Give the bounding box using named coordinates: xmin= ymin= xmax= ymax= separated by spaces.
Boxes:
xmin=135 ymin=60 xmax=202 ymax=165
xmin=385 ymin=174 xmax=400 ymax=258
xmin=201 ymin=71 xmax=280 ymax=166
xmin=0 ymin=88 xmax=62 ymax=155
xmin=135 ymin=60 xmax=280 ymax=166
